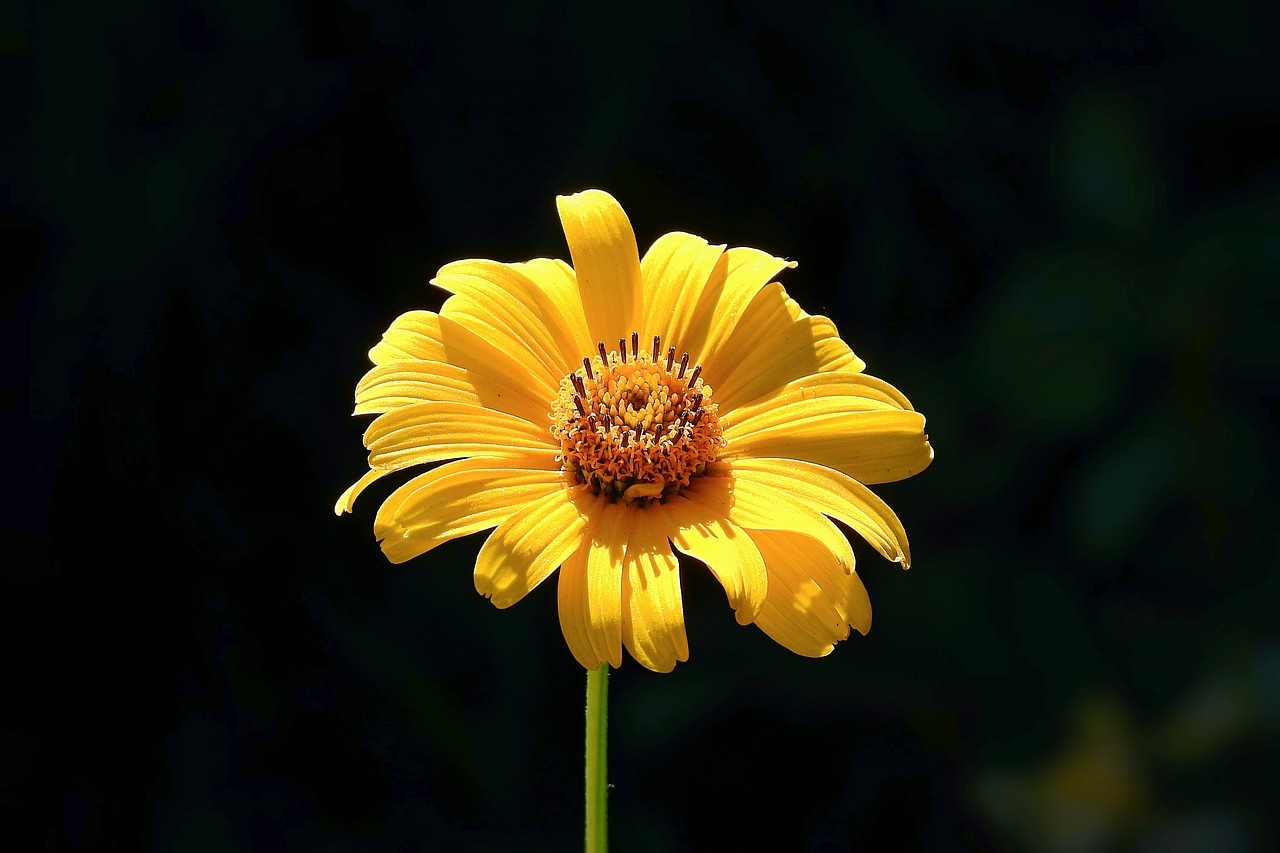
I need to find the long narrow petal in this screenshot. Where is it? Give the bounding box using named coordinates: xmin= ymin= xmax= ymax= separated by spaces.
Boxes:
xmin=639 ymin=232 xmax=726 ymax=350
xmin=722 ymin=371 xmax=914 ymax=425
xmin=721 ymin=406 xmax=933 ymax=485
xmin=728 ymin=458 xmax=911 ymax=567
xmin=335 ymin=467 xmax=389 ymax=515
xmin=680 ymin=471 xmax=856 ymax=570
xmin=512 ymin=258 xmax=595 ymax=363
xmin=433 ymin=259 xmax=585 ymax=384
xmin=372 ymin=453 xmax=565 ymax=563
xmin=363 ymin=400 xmax=554 ymax=470
xmin=748 ymin=528 xmax=873 ymax=658
xmin=355 ymin=359 xmax=550 ymax=425
xmin=557 ymin=545 xmax=600 ymax=669
xmin=652 ymin=494 xmax=767 ymax=625
xmin=366 ymin=311 xmax=559 ymax=404
xmin=474 ymin=486 xmax=596 ymax=609
xmin=367 ymin=310 xmax=449 ymax=366
xmin=705 ymin=283 xmax=866 ymax=413
xmin=621 ymin=507 xmax=689 ymax=672
xmin=683 ymin=247 xmax=796 ymax=368
xmin=556 ymin=190 xmax=642 ymax=348
xmin=558 ymin=501 xmax=626 ymax=670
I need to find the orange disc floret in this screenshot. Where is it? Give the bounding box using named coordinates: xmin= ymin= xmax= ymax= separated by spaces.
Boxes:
xmin=549 ymin=333 xmax=724 ymax=504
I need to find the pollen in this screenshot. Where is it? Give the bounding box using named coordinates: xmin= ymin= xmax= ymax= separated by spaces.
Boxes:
xmin=550 ymin=333 xmax=725 ymax=504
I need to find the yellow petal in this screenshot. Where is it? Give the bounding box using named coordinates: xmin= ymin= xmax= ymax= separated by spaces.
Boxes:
xmin=639 ymin=232 xmax=726 ymax=350
xmin=557 ymin=545 xmax=602 ymax=670
xmin=366 ymin=311 xmax=559 ymax=404
xmin=372 ymin=454 xmax=565 ymax=564
xmin=433 ymin=259 xmax=584 ymax=385
xmin=748 ymin=528 xmax=873 ymax=658
xmin=621 ymin=507 xmax=689 ymax=672
xmin=706 ymin=283 xmax=866 ymax=412
xmin=334 ymin=467 xmax=389 ymax=515
xmin=728 ymin=458 xmax=911 ymax=567
xmin=680 ymin=472 xmax=856 ymax=570
xmin=557 ymin=501 xmax=626 ymax=669
xmin=652 ymin=494 xmax=767 ymax=625
xmin=474 ymin=485 xmax=596 ymax=609
xmin=354 ymin=358 xmax=550 ymax=426
xmin=368 ymin=310 xmax=448 ymax=366
xmin=512 ymin=257 xmax=595 ymax=363
xmin=721 ymin=406 xmax=933 ymax=485
xmin=556 ymin=190 xmax=642 ymax=348
xmin=363 ymin=400 xmax=554 ymax=470
xmin=683 ymin=247 xmax=796 ymax=367
xmin=722 ymin=371 xmax=914 ymax=425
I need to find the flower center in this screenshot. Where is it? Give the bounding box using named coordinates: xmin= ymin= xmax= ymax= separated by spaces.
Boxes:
xmin=550 ymin=332 xmax=724 ymax=504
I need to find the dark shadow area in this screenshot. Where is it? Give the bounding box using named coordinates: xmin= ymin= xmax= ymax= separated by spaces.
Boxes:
xmin=12 ymin=1 xmax=1278 ymax=849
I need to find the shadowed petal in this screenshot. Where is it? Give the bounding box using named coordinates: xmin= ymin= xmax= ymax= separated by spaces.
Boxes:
xmin=474 ymin=486 xmax=597 ymax=609
xmin=433 ymin=259 xmax=587 ymax=384
xmin=363 ymin=400 xmax=555 ymax=470
xmin=355 ymin=358 xmax=550 ymax=426
xmin=682 ymin=247 xmax=797 ymax=369
xmin=621 ymin=507 xmax=688 ymax=672
xmin=366 ymin=311 xmax=559 ymax=407
xmin=373 ymin=453 xmax=565 ymax=564
xmin=748 ymin=528 xmax=873 ymax=658
xmin=681 ymin=471 xmax=856 ymax=570
xmin=652 ymin=494 xmax=768 ymax=625
xmin=728 ymin=458 xmax=911 ymax=567
xmin=706 ymin=283 xmax=866 ymax=412
xmin=640 ymin=232 xmax=726 ymax=350
xmin=512 ymin=257 xmax=595 ymax=363
xmin=722 ymin=371 xmax=914 ymax=424
xmin=558 ymin=501 xmax=626 ymax=669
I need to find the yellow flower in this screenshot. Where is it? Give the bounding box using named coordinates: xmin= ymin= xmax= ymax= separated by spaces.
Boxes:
xmin=337 ymin=190 xmax=933 ymax=672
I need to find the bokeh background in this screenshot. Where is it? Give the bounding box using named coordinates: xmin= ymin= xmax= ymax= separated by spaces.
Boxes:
xmin=13 ymin=1 xmax=1279 ymax=849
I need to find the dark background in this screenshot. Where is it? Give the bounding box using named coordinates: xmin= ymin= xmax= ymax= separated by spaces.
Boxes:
xmin=11 ymin=1 xmax=1279 ymax=850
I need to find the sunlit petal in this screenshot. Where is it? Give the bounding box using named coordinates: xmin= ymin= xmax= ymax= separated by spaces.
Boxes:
xmin=707 ymin=283 xmax=866 ymax=412
xmin=474 ymin=486 xmax=596 ymax=609
xmin=749 ymin=528 xmax=873 ymax=657
xmin=373 ymin=454 xmax=565 ymax=564
xmin=557 ymin=189 xmax=642 ymax=348
xmin=654 ymin=493 xmax=768 ymax=625
xmin=557 ymin=500 xmax=626 ymax=670
xmin=620 ymin=508 xmax=688 ymax=672
xmin=340 ymin=191 xmax=930 ymax=671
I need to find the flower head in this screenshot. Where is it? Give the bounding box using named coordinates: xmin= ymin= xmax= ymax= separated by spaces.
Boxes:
xmin=337 ymin=190 xmax=933 ymax=672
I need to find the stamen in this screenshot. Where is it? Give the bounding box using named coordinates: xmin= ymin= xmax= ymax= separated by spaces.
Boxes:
xmin=550 ymin=335 xmax=724 ymax=504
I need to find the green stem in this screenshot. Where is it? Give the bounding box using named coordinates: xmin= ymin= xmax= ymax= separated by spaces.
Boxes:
xmin=585 ymin=663 xmax=609 ymax=853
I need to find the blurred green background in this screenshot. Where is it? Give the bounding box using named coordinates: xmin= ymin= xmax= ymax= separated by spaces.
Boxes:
xmin=13 ymin=1 xmax=1278 ymax=850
